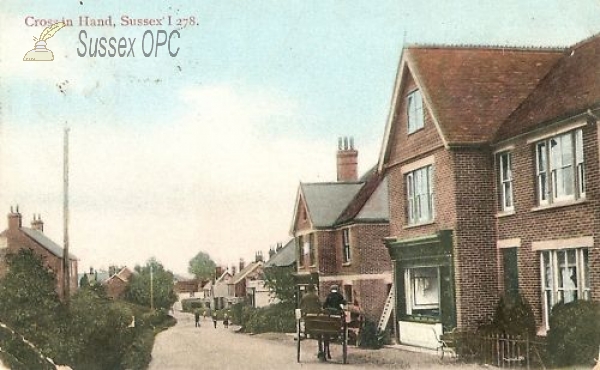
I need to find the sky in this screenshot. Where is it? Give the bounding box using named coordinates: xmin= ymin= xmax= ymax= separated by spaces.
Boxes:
xmin=2 ymin=0 xmax=600 ymax=276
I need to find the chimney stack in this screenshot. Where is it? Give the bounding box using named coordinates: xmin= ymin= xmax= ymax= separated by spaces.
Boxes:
xmin=239 ymin=258 xmax=245 ymax=272
xmin=8 ymin=206 xmax=22 ymax=231
xmin=276 ymin=242 xmax=283 ymax=252
xmin=336 ymin=136 xmax=358 ymax=182
xmin=231 ymin=265 xmax=237 ymax=275
xmin=31 ymin=214 xmax=44 ymax=232
xmin=255 ymin=251 xmax=264 ymax=262
xmin=215 ymin=266 xmax=223 ymax=279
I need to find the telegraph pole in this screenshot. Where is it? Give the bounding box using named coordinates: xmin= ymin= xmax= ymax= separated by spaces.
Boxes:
xmin=63 ymin=126 xmax=70 ymax=304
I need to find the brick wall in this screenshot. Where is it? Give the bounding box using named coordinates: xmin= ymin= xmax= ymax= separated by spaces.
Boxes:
xmin=452 ymin=147 xmax=498 ymax=329
xmin=495 ymin=121 xmax=600 ymax=328
xmin=3 ymin=223 xmax=78 ymax=299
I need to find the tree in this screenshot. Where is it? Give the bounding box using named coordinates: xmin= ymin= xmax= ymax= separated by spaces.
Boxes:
xmin=125 ymin=258 xmax=177 ymax=310
xmin=0 ymin=249 xmax=64 ymax=357
xmin=188 ymin=251 xmax=217 ymax=280
xmin=263 ymin=265 xmax=296 ymax=304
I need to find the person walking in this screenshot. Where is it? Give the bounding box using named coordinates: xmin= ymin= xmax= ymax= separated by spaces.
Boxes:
xmin=212 ymin=311 xmax=218 ymax=328
xmin=194 ymin=310 xmax=201 ymax=328
xmin=223 ymin=313 xmax=229 ymax=329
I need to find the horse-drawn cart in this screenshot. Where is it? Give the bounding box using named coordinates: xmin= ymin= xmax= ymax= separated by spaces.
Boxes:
xmin=295 ymin=309 xmax=349 ymax=364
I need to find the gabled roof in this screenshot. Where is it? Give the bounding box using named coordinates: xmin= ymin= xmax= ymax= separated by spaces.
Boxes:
xmin=20 ymin=228 xmax=77 ymax=260
xmin=232 ymin=261 xmax=263 ymax=284
xmin=496 ymin=35 xmax=600 ymax=141
xmin=264 ymin=239 xmax=296 ymax=268
xmin=299 ymin=182 xmax=364 ymax=228
xmin=378 ymin=45 xmax=564 ymax=166
xmin=215 ymin=270 xmax=232 ymax=283
xmin=336 ymin=170 xmax=388 ymax=225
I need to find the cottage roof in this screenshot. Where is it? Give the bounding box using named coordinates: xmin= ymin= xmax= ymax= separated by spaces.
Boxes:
xmin=496 ymin=35 xmax=600 ymax=141
xmin=20 ymin=227 xmax=77 ymax=260
xmin=232 ymin=261 xmax=263 ymax=284
xmin=300 ymin=182 xmax=363 ymax=228
xmin=336 ymin=170 xmax=389 ymax=225
xmin=264 ymin=239 xmax=296 ymax=268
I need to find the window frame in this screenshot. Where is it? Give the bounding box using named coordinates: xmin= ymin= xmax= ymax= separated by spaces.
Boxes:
xmin=406 ymin=165 xmax=434 ymax=225
xmin=498 ymin=151 xmax=514 ymax=212
xmin=342 ymin=228 xmax=351 ymax=264
xmin=540 ymin=247 xmax=590 ymax=329
xmin=404 ymin=266 xmax=441 ymax=318
xmin=535 ymin=129 xmax=584 ymax=206
xmin=308 ymin=233 xmax=316 ymax=267
xmin=298 ymin=235 xmax=304 ymax=268
xmin=407 ymin=89 xmax=424 ymax=134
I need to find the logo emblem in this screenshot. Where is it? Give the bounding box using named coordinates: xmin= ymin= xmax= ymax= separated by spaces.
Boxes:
xmin=23 ymin=22 xmax=66 ymax=61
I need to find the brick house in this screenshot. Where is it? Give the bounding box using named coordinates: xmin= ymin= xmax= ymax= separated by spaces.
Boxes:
xmin=291 ymin=138 xmax=392 ymax=322
xmin=0 ymin=208 xmax=78 ymax=299
xmin=231 ymin=252 xmax=265 ymax=307
xmin=380 ymin=37 xmax=600 ymax=348
xmin=103 ymin=266 xmax=133 ymax=299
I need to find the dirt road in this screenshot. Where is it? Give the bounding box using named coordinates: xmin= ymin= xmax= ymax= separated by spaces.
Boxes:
xmin=149 ymin=311 xmax=488 ymax=369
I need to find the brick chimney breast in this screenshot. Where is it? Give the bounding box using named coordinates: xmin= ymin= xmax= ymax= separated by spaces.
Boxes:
xmin=7 ymin=206 xmax=22 ymax=232
xmin=239 ymin=258 xmax=245 ymax=272
xmin=31 ymin=214 xmax=44 ymax=232
xmin=336 ymin=136 xmax=358 ymax=182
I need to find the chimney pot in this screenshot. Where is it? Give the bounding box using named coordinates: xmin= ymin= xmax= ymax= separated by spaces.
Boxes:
xmin=336 ymin=137 xmax=358 ymax=182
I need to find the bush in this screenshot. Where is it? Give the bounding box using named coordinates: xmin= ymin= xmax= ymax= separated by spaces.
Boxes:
xmin=547 ymin=300 xmax=600 ymax=367
xmin=358 ymin=320 xmax=385 ymax=349
xmin=490 ymin=294 xmax=536 ymax=337
xmin=241 ymin=302 xmax=295 ymax=334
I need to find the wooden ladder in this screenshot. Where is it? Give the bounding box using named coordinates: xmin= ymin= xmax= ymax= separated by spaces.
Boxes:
xmin=377 ymin=285 xmax=394 ymax=333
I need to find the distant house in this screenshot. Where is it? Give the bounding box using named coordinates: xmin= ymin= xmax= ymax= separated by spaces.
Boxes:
xmin=212 ymin=267 xmax=233 ymax=310
xmin=0 ymin=207 xmax=78 ymax=299
xmin=231 ymin=252 xmax=265 ymax=307
xmin=290 ymin=138 xmax=392 ymax=323
xmin=262 ymin=239 xmax=297 ymax=306
xmin=103 ymin=267 xmax=133 ymax=299
xmin=77 ymin=267 xmax=110 ymax=287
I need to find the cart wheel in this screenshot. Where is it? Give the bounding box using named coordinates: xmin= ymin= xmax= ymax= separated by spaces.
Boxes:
xmin=296 ymin=319 xmax=301 ymax=363
xmin=342 ymin=322 xmax=348 ymax=364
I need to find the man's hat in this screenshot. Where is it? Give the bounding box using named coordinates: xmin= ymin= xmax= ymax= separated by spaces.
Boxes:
xmin=330 ymin=284 xmax=339 ymax=292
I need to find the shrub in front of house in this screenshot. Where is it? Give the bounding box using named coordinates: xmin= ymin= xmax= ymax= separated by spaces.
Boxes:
xmin=358 ymin=320 xmax=386 ymax=349
xmin=489 ymin=293 xmax=536 ymax=338
xmin=240 ymin=302 xmax=295 ymax=334
xmin=547 ymin=300 xmax=600 ymax=367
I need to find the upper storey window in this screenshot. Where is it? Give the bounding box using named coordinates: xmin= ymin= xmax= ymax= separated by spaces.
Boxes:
xmin=407 ymin=89 xmax=424 ymax=134
xmin=498 ymin=152 xmax=514 ymax=212
xmin=535 ymin=129 xmax=584 ymax=205
xmin=406 ymin=165 xmax=434 ymax=225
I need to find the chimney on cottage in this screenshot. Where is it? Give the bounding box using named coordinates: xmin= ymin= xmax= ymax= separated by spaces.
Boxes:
xmin=31 ymin=214 xmax=44 ymax=232
xmin=89 ymin=267 xmax=94 ymax=274
xmin=231 ymin=265 xmax=237 ymax=275
xmin=239 ymin=258 xmax=245 ymax=272
xmin=215 ymin=266 xmax=223 ymax=279
xmin=336 ymin=136 xmax=358 ymax=182
xmin=255 ymin=251 xmax=264 ymax=262
xmin=276 ymin=242 xmax=283 ymax=252
xmin=269 ymin=247 xmax=276 ymax=259
xmin=8 ymin=206 xmax=22 ymax=231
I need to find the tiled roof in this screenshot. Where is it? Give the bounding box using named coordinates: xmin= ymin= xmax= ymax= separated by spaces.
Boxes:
xmin=336 ymin=170 xmax=388 ymax=225
xmin=264 ymin=239 xmax=295 ymax=268
xmin=407 ymin=46 xmax=564 ymax=144
xmin=301 ymin=182 xmax=363 ymax=228
xmin=496 ymin=35 xmax=600 ymax=141
xmin=232 ymin=261 xmax=262 ymax=284
xmin=21 ymin=228 xmax=77 ymax=260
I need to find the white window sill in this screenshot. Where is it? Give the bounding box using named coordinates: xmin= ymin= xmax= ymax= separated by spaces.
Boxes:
xmin=531 ymin=198 xmax=586 ymax=213
xmin=495 ymin=210 xmax=515 ymax=218
xmin=404 ymin=221 xmax=435 ymax=229
xmin=342 ymin=262 xmax=352 ymax=267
